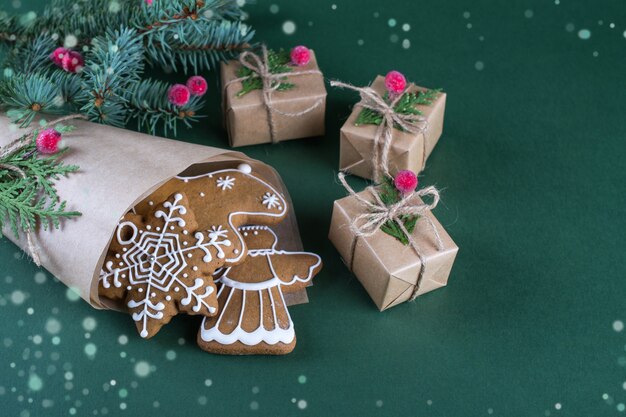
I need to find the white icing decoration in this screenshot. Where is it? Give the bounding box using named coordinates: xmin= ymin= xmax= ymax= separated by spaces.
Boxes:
xmin=216 ymin=176 xmax=235 ymax=191
xmin=181 ymin=278 xmax=216 ymax=314
xmin=193 ymin=226 xmax=231 ymax=262
xmin=200 ymin=226 xmax=321 ymax=347
xmin=261 ymin=192 xmax=282 ymax=210
xmin=172 ymin=168 xmax=289 ymax=265
xmin=237 ymin=163 xmax=252 ymax=174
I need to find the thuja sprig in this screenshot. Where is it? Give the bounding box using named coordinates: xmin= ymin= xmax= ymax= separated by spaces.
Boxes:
xmin=377 ymin=171 xmax=419 ymax=245
xmin=0 ymin=123 xmax=81 ymax=238
xmin=235 ymin=48 xmax=295 ymax=97
xmin=355 ymin=89 xmax=441 ymax=127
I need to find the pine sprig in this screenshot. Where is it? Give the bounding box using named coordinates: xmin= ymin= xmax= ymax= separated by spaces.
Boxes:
xmin=355 ymin=89 xmax=441 ymax=127
xmin=0 ymin=126 xmax=80 ymax=238
xmin=235 ymin=48 xmax=294 ymax=97
xmin=376 ymin=176 xmax=419 ymax=245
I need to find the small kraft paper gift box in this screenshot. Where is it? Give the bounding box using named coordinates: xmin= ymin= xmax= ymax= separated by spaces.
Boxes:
xmin=329 ymin=173 xmax=458 ymax=311
xmin=221 ymin=45 xmax=327 ymax=147
xmin=333 ymin=73 xmax=446 ymax=181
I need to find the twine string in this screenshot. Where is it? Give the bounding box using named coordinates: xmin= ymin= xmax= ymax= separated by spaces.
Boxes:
xmin=331 ymin=81 xmax=429 ymax=182
xmin=0 ymin=114 xmax=85 ymax=266
xmin=338 ymin=172 xmax=443 ymax=300
xmin=223 ymin=45 xmax=324 ymax=143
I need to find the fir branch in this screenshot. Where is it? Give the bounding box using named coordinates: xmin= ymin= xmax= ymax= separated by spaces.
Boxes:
xmin=143 ymin=19 xmax=254 ymax=72
xmin=53 ymin=70 xmax=83 ymax=110
xmin=3 ymin=33 xmax=56 ymax=75
xmin=79 ymin=27 xmax=144 ymax=126
xmin=235 ymin=48 xmax=294 ymax=97
xmin=355 ymin=89 xmax=441 ymax=127
xmin=0 ymin=73 xmax=64 ymax=126
xmin=136 ymin=0 xmax=241 ymax=32
xmin=124 ymin=78 xmax=204 ymax=136
xmin=0 ymin=0 xmax=252 ymax=134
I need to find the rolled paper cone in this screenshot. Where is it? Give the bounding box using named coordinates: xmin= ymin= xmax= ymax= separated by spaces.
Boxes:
xmin=0 ymin=117 xmax=306 ymax=309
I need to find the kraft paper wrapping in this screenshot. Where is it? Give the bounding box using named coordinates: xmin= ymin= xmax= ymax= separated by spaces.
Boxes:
xmin=221 ymin=49 xmax=327 ymax=147
xmin=339 ymin=76 xmax=446 ymax=181
xmin=329 ymin=192 xmax=458 ymax=311
xmin=0 ymin=116 xmax=308 ymax=309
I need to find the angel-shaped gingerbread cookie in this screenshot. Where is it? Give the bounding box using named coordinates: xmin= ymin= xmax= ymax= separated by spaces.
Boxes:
xmin=134 ymin=163 xmax=288 ymax=267
xmin=197 ymin=226 xmax=323 ymax=355
xmin=100 ymin=192 xmax=223 ymax=338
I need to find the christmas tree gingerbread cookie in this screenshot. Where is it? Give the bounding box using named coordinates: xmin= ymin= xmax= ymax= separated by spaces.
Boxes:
xmin=197 ymin=225 xmax=322 ymax=355
xmin=99 ymin=192 xmax=221 ymax=339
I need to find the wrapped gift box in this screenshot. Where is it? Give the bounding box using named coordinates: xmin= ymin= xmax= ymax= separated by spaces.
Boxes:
xmin=329 ymin=191 xmax=458 ymax=311
xmin=339 ymin=75 xmax=446 ymax=180
xmin=221 ymin=50 xmax=327 ymax=147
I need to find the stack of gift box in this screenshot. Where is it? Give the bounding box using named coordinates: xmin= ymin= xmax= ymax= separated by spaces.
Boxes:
xmin=221 ymin=45 xmax=458 ymax=312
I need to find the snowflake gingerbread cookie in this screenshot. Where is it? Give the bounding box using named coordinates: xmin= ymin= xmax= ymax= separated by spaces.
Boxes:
xmin=197 ymin=225 xmax=323 ymax=355
xmin=99 ymin=192 xmax=221 ymax=338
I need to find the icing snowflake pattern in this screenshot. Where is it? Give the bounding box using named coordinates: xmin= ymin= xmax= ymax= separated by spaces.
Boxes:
xmin=99 ymin=193 xmax=223 ymax=338
xmin=216 ymin=176 xmax=235 ymax=190
xmin=262 ymin=192 xmax=282 ymax=210
xmin=194 ymin=225 xmax=232 ymax=263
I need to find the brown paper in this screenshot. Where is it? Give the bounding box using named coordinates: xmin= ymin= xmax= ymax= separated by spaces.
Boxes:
xmin=339 ymin=76 xmax=446 ymax=180
xmin=221 ymin=49 xmax=327 ymax=147
xmin=328 ymin=191 xmax=458 ymax=311
xmin=0 ymin=117 xmax=308 ymax=309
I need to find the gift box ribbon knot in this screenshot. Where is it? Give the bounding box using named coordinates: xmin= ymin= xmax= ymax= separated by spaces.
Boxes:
xmin=223 ymin=45 xmax=325 ymax=143
xmin=331 ymin=81 xmax=429 ymax=182
xmin=338 ymin=172 xmax=444 ymax=300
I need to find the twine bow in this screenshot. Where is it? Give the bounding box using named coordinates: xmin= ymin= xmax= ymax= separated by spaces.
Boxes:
xmin=338 ymin=172 xmax=444 ymax=301
xmin=223 ymin=45 xmax=324 ymax=143
xmin=331 ymin=81 xmax=429 ymax=183
xmin=0 ymin=114 xmax=85 ymax=266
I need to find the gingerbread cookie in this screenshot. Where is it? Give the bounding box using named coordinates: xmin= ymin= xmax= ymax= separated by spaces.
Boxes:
xmin=99 ymin=193 xmax=220 ymax=338
xmin=197 ymin=225 xmax=322 ymax=355
xmin=134 ymin=163 xmax=288 ymax=267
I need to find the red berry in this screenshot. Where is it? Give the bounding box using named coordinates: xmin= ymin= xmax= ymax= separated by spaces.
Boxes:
xmin=50 ymin=47 xmax=68 ymax=67
xmin=290 ymin=45 xmax=311 ymax=66
xmin=394 ymin=170 xmax=418 ymax=194
xmin=36 ymin=128 xmax=62 ymax=155
xmin=61 ymin=51 xmax=84 ymax=73
xmin=186 ymin=76 xmax=208 ymax=96
xmin=385 ymin=70 xmax=407 ymax=95
xmin=168 ymin=84 xmax=191 ymax=106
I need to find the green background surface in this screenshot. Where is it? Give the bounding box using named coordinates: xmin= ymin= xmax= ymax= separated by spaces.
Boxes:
xmin=1 ymin=0 xmax=626 ymax=416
